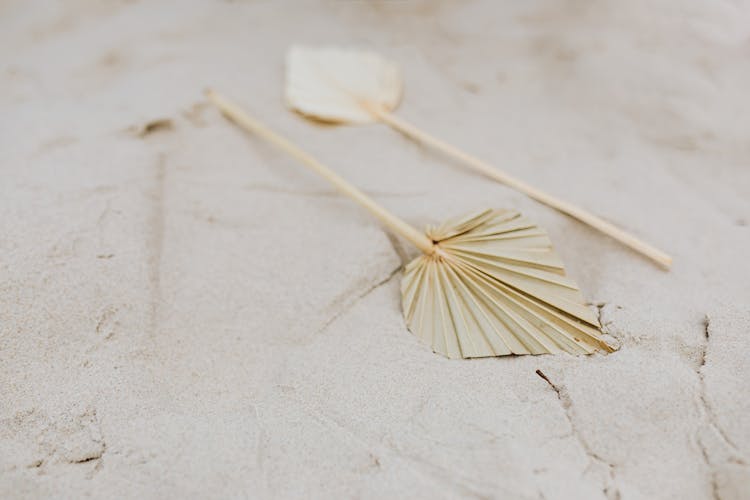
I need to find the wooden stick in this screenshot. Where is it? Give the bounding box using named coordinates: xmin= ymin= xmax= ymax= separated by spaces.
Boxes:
xmin=365 ymin=104 xmax=672 ymax=270
xmin=206 ymin=90 xmax=435 ymax=255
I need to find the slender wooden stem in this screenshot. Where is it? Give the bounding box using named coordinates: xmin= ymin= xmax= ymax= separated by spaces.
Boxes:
xmin=206 ymin=89 xmax=435 ymax=255
xmin=365 ymin=104 xmax=672 ymax=270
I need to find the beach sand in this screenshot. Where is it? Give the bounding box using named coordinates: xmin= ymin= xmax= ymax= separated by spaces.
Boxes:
xmin=1 ymin=1 xmax=749 ymax=498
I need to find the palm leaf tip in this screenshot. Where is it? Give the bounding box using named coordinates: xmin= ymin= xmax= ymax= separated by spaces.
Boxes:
xmin=401 ymin=209 xmax=613 ymax=358
xmin=285 ymin=45 xmax=403 ymax=124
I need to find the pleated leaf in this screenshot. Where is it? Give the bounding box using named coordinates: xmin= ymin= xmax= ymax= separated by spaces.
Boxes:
xmin=401 ymin=209 xmax=613 ymax=358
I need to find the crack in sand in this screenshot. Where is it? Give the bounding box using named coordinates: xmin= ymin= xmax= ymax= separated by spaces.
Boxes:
xmin=594 ymin=302 xmax=607 ymax=330
xmin=73 ymin=409 xmax=106 ymax=476
xmin=21 ymin=408 xmax=107 ymax=477
xmin=700 ymin=316 xmax=744 ymax=459
xmin=592 ymin=302 xmax=622 ymax=352
xmin=131 ymin=118 xmax=174 ymax=138
xmin=536 ymin=370 xmax=621 ymax=500
xmin=148 ymin=154 xmax=166 ymax=334
xmin=384 ymin=231 xmax=410 ymax=267
xmin=695 ymin=315 xmax=747 ymax=498
xmin=594 ymin=301 xmax=623 ymax=333
xmin=315 ymin=265 xmax=402 ymax=336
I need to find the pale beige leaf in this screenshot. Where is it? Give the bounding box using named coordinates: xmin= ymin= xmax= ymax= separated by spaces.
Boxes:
xmin=401 ymin=209 xmax=612 ymax=358
xmin=285 ymin=46 xmax=402 ymax=124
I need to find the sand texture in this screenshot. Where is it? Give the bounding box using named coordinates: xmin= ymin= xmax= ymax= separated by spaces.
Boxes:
xmin=1 ymin=1 xmax=749 ymax=498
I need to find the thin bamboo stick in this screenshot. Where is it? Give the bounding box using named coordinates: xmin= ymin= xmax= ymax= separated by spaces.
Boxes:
xmin=206 ymin=90 xmax=435 ymax=255
xmin=364 ymin=104 xmax=672 ymax=270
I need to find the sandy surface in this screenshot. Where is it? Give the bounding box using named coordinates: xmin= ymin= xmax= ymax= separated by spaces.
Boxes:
xmin=1 ymin=1 xmax=749 ymax=498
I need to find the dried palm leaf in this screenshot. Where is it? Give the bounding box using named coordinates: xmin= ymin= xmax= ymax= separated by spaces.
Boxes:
xmin=403 ymin=209 xmax=610 ymax=357
xmin=206 ymin=90 xmax=612 ymax=358
xmin=285 ymin=45 xmax=672 ymax=270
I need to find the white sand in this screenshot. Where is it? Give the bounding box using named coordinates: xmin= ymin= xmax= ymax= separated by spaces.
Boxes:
xmin=1 ymin=1 xmax=749 ymax=498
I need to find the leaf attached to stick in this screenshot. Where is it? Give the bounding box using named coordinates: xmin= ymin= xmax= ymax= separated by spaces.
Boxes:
xmin=284 ymin=45 xmax=673 ymax=270
xmin=206 ymin=90 xmax=612 ymax=359
xmin=285 ymin=45 xmax=402 ymax=124
xmin=402 ymin=209 xmax=612 ymax=358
